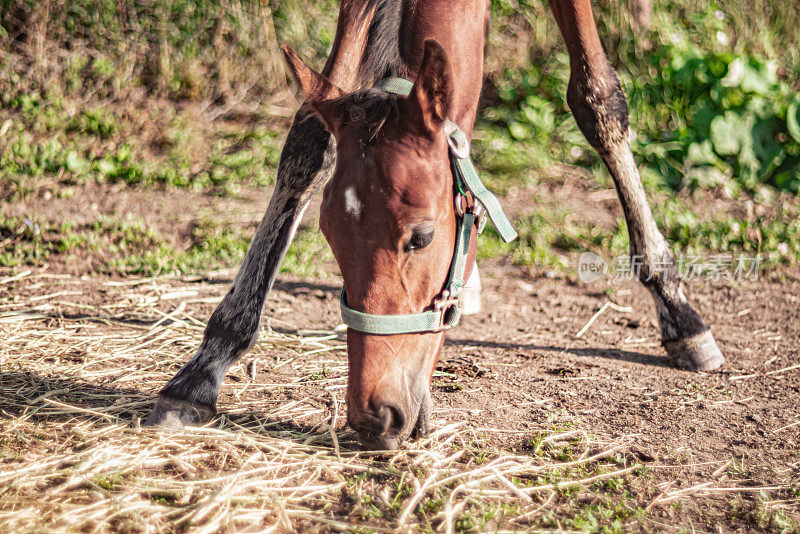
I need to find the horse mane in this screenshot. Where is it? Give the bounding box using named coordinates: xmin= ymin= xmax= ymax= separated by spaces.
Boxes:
xmin=335 ymin=0 xmax=407 ymax=146
xmin=358 ymin=0 xmax=406 ymax=85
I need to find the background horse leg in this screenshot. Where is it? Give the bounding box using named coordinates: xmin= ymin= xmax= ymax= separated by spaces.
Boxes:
xmin=146 ymin=0 xmax=377 ymax=428
xmin=547 ymin=0 xmax=724 ymax=371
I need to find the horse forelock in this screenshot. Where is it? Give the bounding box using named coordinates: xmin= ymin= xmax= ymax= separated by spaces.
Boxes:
xmin=337 ymin=88 xmax=402 ymax=146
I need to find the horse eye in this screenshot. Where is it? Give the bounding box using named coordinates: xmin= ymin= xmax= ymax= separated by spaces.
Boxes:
xmin=405 ymin=229 xmax=434 ymax=252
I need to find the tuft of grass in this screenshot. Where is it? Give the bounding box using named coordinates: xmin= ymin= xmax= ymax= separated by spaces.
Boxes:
xmin=726 ymin=498 xmax=800 ymax=533
xmin=0 ymin=213 xmax=334 ymax=278
xmin=476 ymin=188 xmax=800 ymax=275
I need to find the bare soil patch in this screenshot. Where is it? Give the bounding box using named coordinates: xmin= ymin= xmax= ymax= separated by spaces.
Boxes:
xmin=1 ymin=180 xmax=798 ymax=532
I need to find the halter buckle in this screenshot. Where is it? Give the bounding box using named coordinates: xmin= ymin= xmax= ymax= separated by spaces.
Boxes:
xmin=443 ymin=120 xmax=470 ymax=159
xmin=455 ymin=194 xmax=488 ymax=234
xmin=434 ymin=290 xmax=460 ymax=330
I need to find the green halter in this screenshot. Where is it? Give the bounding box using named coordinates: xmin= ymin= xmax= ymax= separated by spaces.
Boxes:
xmin=338 ymin=77 xmax=517 ymax=334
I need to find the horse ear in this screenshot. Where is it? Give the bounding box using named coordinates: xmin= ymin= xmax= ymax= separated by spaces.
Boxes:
xmin=282 ymin=45 xmax=346 ymax=136
xmin=407 ymin=40 xmax=453 ymax=138
xmin=282 ymin=45 xmax=344 ymax=101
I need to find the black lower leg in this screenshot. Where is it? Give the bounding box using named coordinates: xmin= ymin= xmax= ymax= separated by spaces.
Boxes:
xmin=156 ymin=199 xmax=301 ymax=416
xmin=146 ymin=111 xmax=336 ymax=427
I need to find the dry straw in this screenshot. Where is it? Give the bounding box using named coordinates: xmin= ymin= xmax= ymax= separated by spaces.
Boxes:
xmin=1 ymin=270 xmax=794 ymax=531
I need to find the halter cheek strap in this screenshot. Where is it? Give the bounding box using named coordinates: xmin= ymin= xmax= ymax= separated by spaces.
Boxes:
xmin=338 ymin=78 xmax=516 ymax=335
xmin=340 ymin=211 xmax=474 ymax=334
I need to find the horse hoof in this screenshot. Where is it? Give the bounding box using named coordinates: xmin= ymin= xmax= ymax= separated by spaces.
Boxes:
xmin=663 ymin=330 xmax=724 ymax=372
xmin=144 ymin=395 xmax=216 ymax=429
xmin=461 ymin=264 xmax=481 ymax=316
xmin=460 ymin=285 xmax=482 ymax=316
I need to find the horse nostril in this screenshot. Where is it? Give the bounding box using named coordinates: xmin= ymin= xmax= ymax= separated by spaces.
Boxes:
xmin=374 ymin=403 xmax=406 ymax=435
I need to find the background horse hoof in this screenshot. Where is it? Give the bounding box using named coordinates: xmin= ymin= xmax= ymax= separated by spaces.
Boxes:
xmin=461 ymin=265 xmax=482 ymax=315
xmin=663 ymin=330 xmax=724 ymax=372
xmin=144 ymin=395 xmax=216 ymax=430
xmin=460 ymin=285 xmax=482 ymax=315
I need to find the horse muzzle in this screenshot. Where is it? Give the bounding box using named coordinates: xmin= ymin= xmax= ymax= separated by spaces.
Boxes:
xmin=348 ymin=390 xmax=431 ymax=450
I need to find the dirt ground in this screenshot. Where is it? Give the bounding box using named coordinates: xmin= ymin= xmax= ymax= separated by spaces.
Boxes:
xmin=1 ymin=179 xmax=799 ymax=532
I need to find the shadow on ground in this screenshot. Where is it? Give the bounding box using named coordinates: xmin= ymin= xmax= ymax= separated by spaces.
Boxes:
xmin=446 ymin=337 xmax=673 ymax=368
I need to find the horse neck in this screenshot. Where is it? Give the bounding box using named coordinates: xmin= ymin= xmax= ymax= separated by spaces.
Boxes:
xmin=400 ymin=0 xmax=488 ymax=136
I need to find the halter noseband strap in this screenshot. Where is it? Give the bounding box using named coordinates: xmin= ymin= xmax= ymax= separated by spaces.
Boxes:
xmin=339 ymin=77 xmax=517 ymax=335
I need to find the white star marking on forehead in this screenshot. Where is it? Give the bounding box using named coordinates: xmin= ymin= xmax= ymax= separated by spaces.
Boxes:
xmin=344 ymin=186 xmax=362 ymax=219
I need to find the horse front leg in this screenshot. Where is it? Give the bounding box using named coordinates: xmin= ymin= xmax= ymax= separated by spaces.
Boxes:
xmin=547 ymin=0 xmax=724 ymax=371
xmin=145 ymin=111 xmax=335 ymax=428
xmin=145 ymin=0 xmax=380 ymax=428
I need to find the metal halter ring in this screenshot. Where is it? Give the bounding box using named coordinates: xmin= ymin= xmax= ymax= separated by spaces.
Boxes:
xmin=454 ymin=193 xmax=468 ymax=217
xmin=455 ymin=194 xmax=488 ymax=233
xmin=433 ymin=290 xmax=460 ymax=330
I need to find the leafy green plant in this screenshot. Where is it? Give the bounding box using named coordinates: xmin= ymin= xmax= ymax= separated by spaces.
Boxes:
xmin=483 ymin=0 xmax=800 ymax=196
xmin=630 ymin=46 xmax=800 ymax=194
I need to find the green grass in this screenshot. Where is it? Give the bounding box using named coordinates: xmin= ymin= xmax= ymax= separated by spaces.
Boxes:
xmin=0 ymin=213 xmax=333 ymax=277
xmin=0 ymin=95 xmax=285 ymax=199
xmin=1 ymin=0 xmax=799 ymax=277
xmin=477 ymin=190 xmax=800 ymax=275
xmin=727 ymin=498 xmax=800 ymax=533
xmin=482 ymin=0 xmax=800 ymax=194
xmin=332 ymin=441 xmax=653 ymax=534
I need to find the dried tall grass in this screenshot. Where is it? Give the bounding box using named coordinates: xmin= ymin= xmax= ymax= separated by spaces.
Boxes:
xmin=0 ymin=270 xmax=639 ymax=532
xmin=2 ymin=270 xmax=796 ymax=531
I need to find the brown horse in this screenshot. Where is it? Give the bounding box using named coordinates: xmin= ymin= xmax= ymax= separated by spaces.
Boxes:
xmin=146 ymin=0 xmax=724 ymax=449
